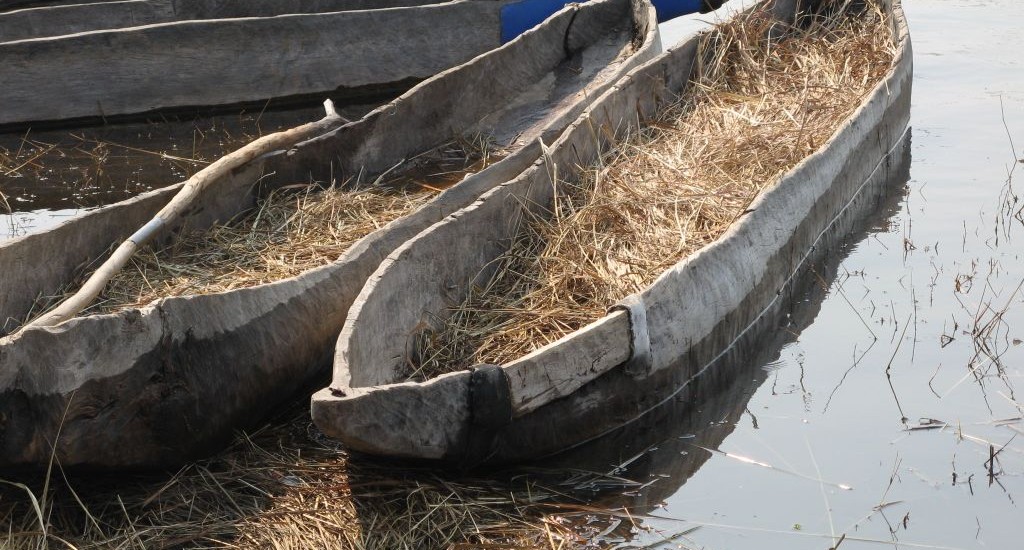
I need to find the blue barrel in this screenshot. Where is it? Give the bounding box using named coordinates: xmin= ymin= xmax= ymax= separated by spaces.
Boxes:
xmin=500 ymin=0 xmax=718 ymax=43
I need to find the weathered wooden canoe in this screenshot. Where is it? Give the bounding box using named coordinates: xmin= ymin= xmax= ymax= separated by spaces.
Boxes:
xmin=0 ymin=0 xmax=717 ymax=127
xmin=312 ymin=0 xmax=913 ymax=463
xmin=0 ymin=0 xmax=662 ymax=469
xmin=551 ymin=141 xmax=909 ymax=489
xmin=0 ymin=0 xmax=443 ymax=42
xmin=0 ymin=0 xmax=492 ymax=126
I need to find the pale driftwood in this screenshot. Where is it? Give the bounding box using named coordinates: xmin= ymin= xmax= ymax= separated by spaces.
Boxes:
xmin=24 ymin=100 xmax=344 ymax=329
xmin=313 ymin=0 xmax=914 ymax=463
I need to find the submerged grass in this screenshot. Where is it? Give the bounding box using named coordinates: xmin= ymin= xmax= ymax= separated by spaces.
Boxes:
xmin=0 ymin=403 xmax=607 ymax=550
xmin=0 ymin=104 xmax=352 ymax=212
xmin=413 ymin=0 xmax=897 ymax=377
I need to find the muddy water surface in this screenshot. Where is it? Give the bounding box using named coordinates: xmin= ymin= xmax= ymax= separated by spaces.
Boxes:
xmin=573 ymin=2 xmax=1024 ymax=548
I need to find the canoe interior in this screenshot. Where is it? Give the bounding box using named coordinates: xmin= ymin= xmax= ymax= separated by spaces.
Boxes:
xmin=314 ymin=0 xmax=913 ymax=462
xmin=0 ymin=0 xmax=660 ymax=469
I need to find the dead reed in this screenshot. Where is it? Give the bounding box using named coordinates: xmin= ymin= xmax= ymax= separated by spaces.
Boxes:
xmin=22 ymin=139 xmax=491 ymax=320
xmin=0 ymin=403 xmax=606 ymax=550
xmin=414 ymin=0 xmax=897 ymax=377
xmin=94 ymin=185 xmax=432 ymax=314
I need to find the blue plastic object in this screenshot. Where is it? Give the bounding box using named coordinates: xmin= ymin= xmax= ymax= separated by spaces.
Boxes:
xmin=500 ymin=0 xmax=575 ymax=43
xmin=650 ymin=0 xmax=704 ymax=22
xmin=499 ymin=0 xmax=710 ymax=44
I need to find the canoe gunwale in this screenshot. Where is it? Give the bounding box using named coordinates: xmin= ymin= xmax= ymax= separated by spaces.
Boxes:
xmin=315 ymin=0 xmax=913 ymax=462
xmin=0 ymin=0 xmax=661 ymax=469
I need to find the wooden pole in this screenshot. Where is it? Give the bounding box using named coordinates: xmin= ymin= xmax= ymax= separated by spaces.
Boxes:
xmin=24 ymin=100 xmax=345 ymax=329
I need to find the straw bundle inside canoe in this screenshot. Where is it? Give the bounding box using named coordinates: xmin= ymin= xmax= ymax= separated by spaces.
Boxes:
xmin=21 ymin=138 xmax=493 ymax=322
xmin=97 ymin=186 xmax=429 ymax=314
xmin=413 ymin=0 xmax=897 ymax=378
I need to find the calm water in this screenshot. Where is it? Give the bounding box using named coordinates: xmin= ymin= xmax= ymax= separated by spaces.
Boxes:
xmin=585 ymin=2 xmax=1024 ymax=548
xmin=0 ymin=2 xmax=1020 ymax=548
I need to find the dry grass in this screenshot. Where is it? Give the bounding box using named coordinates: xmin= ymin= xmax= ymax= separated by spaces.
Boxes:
xmin=92 ymin=139 xmax=492 ymax=314
xmin=414 ymin=0 xmax=897 ymax=377
xmin=19 ymin=138 xmax=493 ymax=322
xmin=0 ymin=403 xmax=611 ymax=550
xmin=94 ymin=186 xmax=432 ymax=315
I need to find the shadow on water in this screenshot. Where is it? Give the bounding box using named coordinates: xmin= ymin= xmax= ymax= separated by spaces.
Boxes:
xmin=527 ymin=128 xmax=913 ymax=542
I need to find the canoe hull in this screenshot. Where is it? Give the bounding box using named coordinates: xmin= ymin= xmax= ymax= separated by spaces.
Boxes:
xmin=483 ymin=130 xmax=912 ymax=464
xmin=0 ymin=0 xmax=441 ymax=42
xmin=548 ymin=144 xmax=909 ymax=495
xmin=0 ymin=0 xmax=713 ymax=127
xmin=0 ymin=2 xmax=502 ymax=127
xmin=314 ymin=0 xmax=913 ymax=463
xmin=0 ymin=0 xmax=661 ymax=469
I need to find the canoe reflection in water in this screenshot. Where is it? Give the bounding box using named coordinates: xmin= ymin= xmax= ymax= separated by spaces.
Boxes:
xmin=535 ymin=131 xmax=911 ymax=543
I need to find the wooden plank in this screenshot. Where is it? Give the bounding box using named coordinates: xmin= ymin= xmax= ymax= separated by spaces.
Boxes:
xmin=504 ymin=310 xmax=632 ymax=416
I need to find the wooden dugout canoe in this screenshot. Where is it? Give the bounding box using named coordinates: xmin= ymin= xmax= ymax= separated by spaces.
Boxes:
xmin=313 ymin=0 xmax=913 ymax=463
xmin=0 ymin=0 xmax=719 ymax=127
xmin=0 ymin=0 xmax=476 ymax=126
xmin=551 ymin=143 xmax=909 ymax=500
xmin=0 ymin=0 xmax=444 ymax=42
xmin=0 ymin=0 xmax=662 ymax=469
